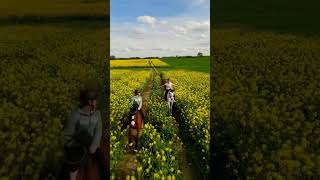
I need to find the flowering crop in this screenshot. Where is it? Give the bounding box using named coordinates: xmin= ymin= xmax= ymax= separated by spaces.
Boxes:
xmin=0 ymin=30 xmax=107 ymax=179
xmin=110 ymin=70 xmax=150 ymax=172
xmin=212 ymin=29 xmax=320 ymax=178
xmin=136 ymin=75 xmax=182 ymax=179
xmin=165 ymin=70 xmax=210 ymax=176
xmin=111 ymin=59 xmax=169 ymax=68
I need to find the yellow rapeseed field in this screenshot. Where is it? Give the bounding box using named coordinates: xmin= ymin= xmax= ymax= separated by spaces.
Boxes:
xmin=110 ymin=59 xmax=169 ymax=68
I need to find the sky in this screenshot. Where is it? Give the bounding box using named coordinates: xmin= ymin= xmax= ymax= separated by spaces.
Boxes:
xmin=111 ymin=0 xmax=210 ymax=58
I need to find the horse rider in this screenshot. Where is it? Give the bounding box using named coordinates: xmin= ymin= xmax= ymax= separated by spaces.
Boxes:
xmin=161 ymin=78 xmax=175 ymax=101
xmin=63 ymin=88 xmax=107 ymax=180
xmin=128 ymin=89 xmax=144 ymax=152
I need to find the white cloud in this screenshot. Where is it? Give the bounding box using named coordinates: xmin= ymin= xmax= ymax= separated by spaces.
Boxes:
xmin=173 ymin=25 xmax=187 ymax=35
xmin=200 ymin=33 xmax=208 ymax=39
xmin=159 ymin=20 xmax=168 ymax=25
xmin=132 ymin=27 xmax=146 ymax=35
xmin=137 ymin=16 xmax=157 ymax=25
xmin=111 ymin=15 xmax=210 ymax=58
xmin=185 ymin=20 xmax=210 ymax=32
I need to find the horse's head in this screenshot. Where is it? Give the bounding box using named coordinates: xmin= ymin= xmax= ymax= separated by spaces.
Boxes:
xmin=169 ymin=91 xmax=174 ymax=97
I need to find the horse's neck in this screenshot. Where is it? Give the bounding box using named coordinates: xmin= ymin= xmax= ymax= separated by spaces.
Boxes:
xmin=134 ymin=111 xmax=143 ymax=128
xmin=167 ymin=92 xmax=174 ymax=100
xmin=135 ymin=111 xmax=142 ymax=121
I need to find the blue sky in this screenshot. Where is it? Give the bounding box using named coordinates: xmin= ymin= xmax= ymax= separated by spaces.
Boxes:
xmin=111 ymin=0 xmax=210 ymax=57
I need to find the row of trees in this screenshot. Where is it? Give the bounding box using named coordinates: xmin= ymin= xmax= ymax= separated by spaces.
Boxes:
xmin=110 ymin=52 xmax=203 ymax=60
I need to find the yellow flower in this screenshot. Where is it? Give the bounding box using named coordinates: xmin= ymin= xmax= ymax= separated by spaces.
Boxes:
xmin=171 ymin=156 xmax=175 ymax=161
xmin=162 ymin=156 xmax=166 ymax=161
xmin=172 ymin=175 xmax=176 ymax=180
xmin=137 ymin=166 xmax=142 ymax=172
xmin=154 ymin=173 xmax=159 ymax=178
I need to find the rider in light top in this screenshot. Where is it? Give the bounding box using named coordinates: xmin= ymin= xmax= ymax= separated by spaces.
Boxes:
xmin=128 ymin=89 xmax=143 ymax=151
xmin=162 ymin=78 xmax=175 ymax=101
xmin=130 ymin=89 xmax=142 ymax=111
xmin=64 ymin=88 xmax=107 ymax=180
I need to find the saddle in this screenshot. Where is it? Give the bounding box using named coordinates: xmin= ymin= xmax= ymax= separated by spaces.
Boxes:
xmin=129 ymin=109 xmax=143 ymax=129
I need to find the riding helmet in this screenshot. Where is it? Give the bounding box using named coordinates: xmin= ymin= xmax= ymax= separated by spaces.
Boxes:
xmin=134 ymin=89 xmax=140 ymax=95
xmin=80 ymin=88 xmax=98 ymax=107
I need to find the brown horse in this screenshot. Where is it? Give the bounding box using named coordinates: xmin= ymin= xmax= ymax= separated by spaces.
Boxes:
xmin=62 ymin=146 xmax=107 ymax=180
xmin=60 ymin=154 xmax=101 ymax=180
xmin=76 ymin=156 xmax=100 ymax=180
xmin=128 ymin=109 xmax=144 ymax=151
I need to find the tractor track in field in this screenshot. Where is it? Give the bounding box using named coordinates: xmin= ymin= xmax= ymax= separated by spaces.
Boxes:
xmin=112 ymin=64 xmax=155 ymax=179
xmin=159 ymin=73 xmax=199 ymax=180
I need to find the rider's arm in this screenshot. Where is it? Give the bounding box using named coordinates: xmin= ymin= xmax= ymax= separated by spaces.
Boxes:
xmin=138 ymin=96 xmax=142 ymax=110
xmin=89 ymin=111 xmax=102 ymax=154
xmin=129 ymin=96 xmax=134 ymax=108
xmin=64 ymin=111 xmax=78 ymax=147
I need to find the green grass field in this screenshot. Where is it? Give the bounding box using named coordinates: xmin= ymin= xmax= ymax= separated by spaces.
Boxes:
xmin=109 ymin=56 xmax=210 ymax=73
xmin=0 ymin=0 xmax=108 ymax=179
xmin=162 ymin=56 xmax=210 ymax=73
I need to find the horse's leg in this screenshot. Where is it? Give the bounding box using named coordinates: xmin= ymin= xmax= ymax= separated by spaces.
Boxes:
xmin=172 ymin=101 xmax=175 ymax=115
xmin=95 ymin=148 xmax=107 ymax=179
xmin=172 ymin=101 xmax=174 ymax=114
xmin=135 ymin=129 xmax=139 ymax=150
xmin=128 ymin=128 xmax=133 ymax=148
xmin=70 ymin=169 xmax=79 ymax=180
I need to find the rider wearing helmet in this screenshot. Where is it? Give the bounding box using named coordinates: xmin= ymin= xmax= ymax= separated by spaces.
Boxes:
xmin=63 ymin=88 xmax=107 ymax=180
xmin=130 ymin=89 xmax=142 ymax=112
xmin=129 ymin=89 xmax=143 ymax=129
xmin=128 ymin=89 xmax=144 ymax=151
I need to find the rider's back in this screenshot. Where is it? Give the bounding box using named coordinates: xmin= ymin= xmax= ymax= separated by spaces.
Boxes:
xmin=64 ymin=109 xmax=102 ymax=152
xmin=130 ymin=95 xmax=142 ymax=110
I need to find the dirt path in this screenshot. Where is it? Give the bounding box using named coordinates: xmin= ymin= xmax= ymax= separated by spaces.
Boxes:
xmin=113 ymin=67 xmax=155 ymax=179
xmin=159 ymin=73 xmax=199 ymax=180
xmin=113 ymin=64 xmax=198 ymax=179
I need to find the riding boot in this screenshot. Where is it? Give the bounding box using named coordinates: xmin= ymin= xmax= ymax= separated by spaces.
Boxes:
xmin=128 ymin=128 xmax=133 ymax=145
xmin=135 ymin=131 xmax=140 ymax=150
